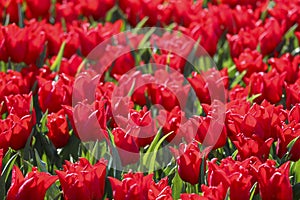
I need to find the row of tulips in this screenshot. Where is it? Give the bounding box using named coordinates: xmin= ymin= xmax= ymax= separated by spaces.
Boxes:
xmin=0 ymin=0 xmax=300 ymax=199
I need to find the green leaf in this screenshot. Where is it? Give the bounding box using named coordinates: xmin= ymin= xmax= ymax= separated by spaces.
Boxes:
xmin=249 ymin=182 xmax=257 ymax=200
xmin=284 ymin=24 xmax=298 ymax=40
xmin=132 ymin=17 xmax=149 ymax=33
xmin=230 ymin=70 xmax=246 ymax=88
xmin=105 ymin=6 xmax=118 ymax=22
xmin=50 ymin=41 xmax=66 ymax=72
xmin=172 ymin=171 xmax=183 ymax=199
xmin=1 ymin=152 xmax=19 ymax=182
xmin=34 ymin=149 xmax=47 ymax=172
xmin=147 ymin=131 xmax=173 ymax=173
xmin=40 ymin=110 xmax=49 ymax=133
xmin=225 ymin=187 xmax=230 ymax=200
xmin=247 ymin=94 xmax=262 ymax=104
xmin=138 ymin=27 xmax=156 ymax=49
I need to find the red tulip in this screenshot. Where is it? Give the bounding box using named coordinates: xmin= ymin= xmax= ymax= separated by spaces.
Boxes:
xmin=277 ymin=120 xmax=300 ymax=161
xmin=289 ymin=103 xmax=300 ymax=123
xmin=109 ymin=172 xmax=172 ymax=200
xmin=38 ymin=74 xmax=73 ymax=113
xmin=286 ymin=79 xmax=300 ymax=109
xmin=55 ymin=2 xmax=80 ymax=23
xmin=46 ymin=109 xmax=70 ymax=148
xmin=56 ymin=158 xmax=107 ymax=200
xmin=193 ymin=115 xmax=228 ymax=150
xmin=2 ymin=23 xmax=46 ymax=64
xmin=153 ymin=53 xmax=186 ymax=73
xmin=251 ymin=161 xmax=293 ymax=200
xmin=269 ymin=53 xmax=300 ymax=84
xmin=79 ymin=0 xmax=115 ymax=20
xmin=234 ymin=49 xmax=267 ymax=78
xmin=227 ymin=28 xmax=259 ymax=59
xmin=157 ymin=106 xmax=187 ymax=144
xmin=248 ymin=70 xmax=286 ymax=104
xmin=259 ymin=18 xmax=284 ymax=56
xmin=5 ymin=93 xmax=33 ymax=117
xmin=0 ymin=0 xmax=20 ymax=23
xmin=58 ymin=54 xmax=83 ymax=77
xmin=112 ymin=127 xmax=140 ymax=166
xmin=25 ymin=0 xmax=51 ymax=19
xmin=170 ymin=141 xmax=206 ymax=185
xmin=206 ymin=157 xmax=256 ymax=200
xmin=0 ymin=118 xmax=12 ymax=153
xmin=180 ymin=193 xmax=205 ymax=200
xmin=7 ymin=166 xmax=57 ymax=200
xmin=8 ymin=114 xmax=34 ymax=151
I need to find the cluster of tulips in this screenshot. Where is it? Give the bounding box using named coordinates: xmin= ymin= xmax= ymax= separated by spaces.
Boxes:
xmin=0 ymin=0 xmax=300 ymax=199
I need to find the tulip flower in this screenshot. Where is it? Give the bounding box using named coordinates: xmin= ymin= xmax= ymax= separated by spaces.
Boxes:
xmin=109 ymin=172 xmax=172 ymax=200
xmin=7 ymin=166 xmax=57 ymax=200
xmin=56 ymin=158 xmax=107 ymax=200
xmin=46 ymin=109 xmax=70 ymax=148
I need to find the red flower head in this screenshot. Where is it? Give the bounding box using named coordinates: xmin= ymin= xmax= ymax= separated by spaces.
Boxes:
xmin=79 ymin=0 xmax=115 ymax=20
xmin=3 ymin=23 xmax=46 ymax=64
xmin=227 ymin=28 xmax=259 ymax=59
xmin=170 ymin=141 xmax=206 ymax=185
xmin=46 ymin=109 xmax=70 ymax=148
xmin=269 ymin=53 xmax=300 ymax=84
xmin=56 ymin=158 xmax=107 ymax=200
xmin=109 ymin=172 xmax=172 ymax=200
xmin=112 ymin=127 xmax=140 ymax=166
xmin=7 ymin=166 xmax=57 ymax=200
xmin=259 ymin=18 xmax=284 ymax=56
xmin=58 ymin=54 xmax=83 ymax=77
xmin=193 ymin=115 xmax=227 ymax=150
xmin=63 ymin=101 xmax=107 ymax=142
xmin=25 ymin=0 xmax=51 ymax=19
xmin=38 ymin=73 xmax=73 ymax=113
xmin=248 ymin=70 xmax=286 ymax=104
xmin=251 ymin=161 xmax=293 ymax=200
xmin=5 ymin=93 xmax=34 ymax=118
xmin=115 ymin=107 xmax=156 ymax=148
xmin=157 ymin=106 xmax=187 ymax=144
xmin=286 ymin=79 xmax=300 ymax=109
xmin=207 ymin=157 xmax=257 ymax=200
xmin=234 ymin=49 xmax=267 ymax=78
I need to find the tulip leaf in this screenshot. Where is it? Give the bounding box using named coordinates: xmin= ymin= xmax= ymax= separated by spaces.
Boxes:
xmin=138 ymin=27 xmax=156 ymax=49
xmin=172 ymin=171 xmax=183 ymax=199
xmin=50 ymin=41 xmax=66 ymax=72
xmin=132 ymin=17 xmax=149 ymax=33
xmin=230 ymin=70 xmax=246 ymax=88
xmin=105 ymin=6 xmax=118 ymax=22
xmin=148 ymin=131 xmax=173 ymax=173
xmin=34 ymin=149 xmax=47 ymax=172
xmin=225 ymin=187 xmax=230 ymax=200
xmin=2 ymin=151 xmax=19 ymax=182
xmin=247 ymin=94 xmax=261 ymax=104
xmin=142 ymin=127 xmax=162 ymax=165
xmin=249 ymin=182 xmax=257 ymax=200
xmin=39 ymin=110 xmax=49 ymax=133
xmin=284 ymin=24 xmax=298 ymax=40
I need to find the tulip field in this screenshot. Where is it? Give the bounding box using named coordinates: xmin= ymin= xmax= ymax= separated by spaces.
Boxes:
xmin=0 ymin=0 xmax=300 ymax=199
